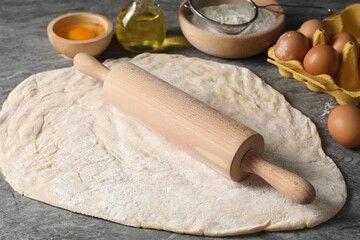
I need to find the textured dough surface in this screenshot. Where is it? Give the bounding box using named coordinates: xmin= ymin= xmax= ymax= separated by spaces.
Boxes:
xmin=0 ymin=54 xmax=346 ymax=236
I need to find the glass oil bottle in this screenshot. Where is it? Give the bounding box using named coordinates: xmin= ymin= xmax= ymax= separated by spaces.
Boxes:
xmin=116 ymin=0 xmax=167 ymax=52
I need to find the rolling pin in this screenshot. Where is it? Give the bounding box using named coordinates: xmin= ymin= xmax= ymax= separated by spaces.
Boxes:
xmin=73 ymin=53 xmax=316 ymax=205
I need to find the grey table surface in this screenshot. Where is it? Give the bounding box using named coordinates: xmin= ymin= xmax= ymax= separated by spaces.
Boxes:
xmin=0 ymin=0 xmax=359 ymax=239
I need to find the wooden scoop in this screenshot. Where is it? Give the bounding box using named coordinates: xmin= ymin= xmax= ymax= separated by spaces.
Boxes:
xmin=73 ymin=53 xmax=316 ymax=205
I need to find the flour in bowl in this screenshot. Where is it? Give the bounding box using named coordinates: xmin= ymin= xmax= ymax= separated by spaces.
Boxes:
xmin=192 ymin=3 xmax=277 ymax=35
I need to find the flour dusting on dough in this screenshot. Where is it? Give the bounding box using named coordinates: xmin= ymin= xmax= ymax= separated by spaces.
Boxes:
xmin=0 ymin=54 xmax=346 ymax=236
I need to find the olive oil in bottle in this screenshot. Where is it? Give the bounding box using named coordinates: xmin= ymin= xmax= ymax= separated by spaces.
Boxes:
xmin=116 ymin=0 xmax=167 ymax=52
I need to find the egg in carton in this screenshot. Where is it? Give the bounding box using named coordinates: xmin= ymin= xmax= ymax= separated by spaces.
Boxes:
xmin=267 ymin=3 xmax=360 ymax=106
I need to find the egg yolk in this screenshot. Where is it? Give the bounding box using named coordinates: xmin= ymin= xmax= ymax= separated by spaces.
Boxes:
xmin=67 ymin=27 xmax=96 ymax=40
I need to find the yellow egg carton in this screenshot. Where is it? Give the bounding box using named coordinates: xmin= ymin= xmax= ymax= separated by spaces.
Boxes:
xmin=267 ymin=3 xmax=360 ymax=105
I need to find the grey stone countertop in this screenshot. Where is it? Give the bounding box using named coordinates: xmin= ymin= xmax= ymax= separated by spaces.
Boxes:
xmin=0 ymin=0 xmax=359 ymax=239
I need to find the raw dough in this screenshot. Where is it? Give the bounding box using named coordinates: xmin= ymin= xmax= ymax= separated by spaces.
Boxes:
xmin=0 ymin=54 xmax=346 ymax=236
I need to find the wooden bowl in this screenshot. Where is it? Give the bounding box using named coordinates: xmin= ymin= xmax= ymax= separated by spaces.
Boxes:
xmin=47 ymin=12 xmax=113 ymax=59
xmin=178 ymin=0 xmax=285 ymax=59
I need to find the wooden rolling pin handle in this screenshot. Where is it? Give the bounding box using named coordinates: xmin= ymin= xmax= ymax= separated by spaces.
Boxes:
xmin=73 ymin=53 xmax=110 ymax=82
xmin=240 ymin=150 xmax=316 ymax=205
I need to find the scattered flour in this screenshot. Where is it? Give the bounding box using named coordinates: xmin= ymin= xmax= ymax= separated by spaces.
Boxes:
xmin=191 ymin=3 xmax=277 ymax=35
xmin=321 ymin=102 xmax=337 ymax=118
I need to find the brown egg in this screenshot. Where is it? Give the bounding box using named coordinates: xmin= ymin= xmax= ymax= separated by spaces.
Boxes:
xmin=274 ymin=31 xmax=310 ymax=61
xmin=303 ymin=44 xmax=340 ymax=77
xmin=298 ymin=19 xmax=330 ymax=42
xmin=328 ymin=104 xmax=360 ymax=148
xmin=331 ymin=32 xmax=359 ymax=55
